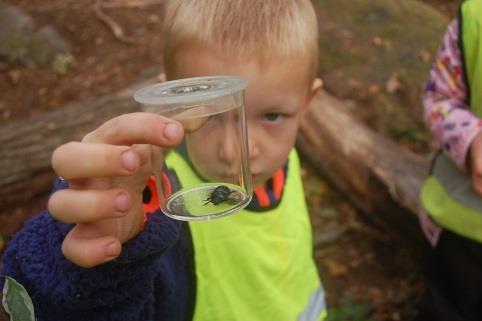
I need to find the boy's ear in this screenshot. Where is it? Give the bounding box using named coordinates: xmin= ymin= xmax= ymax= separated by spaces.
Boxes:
xmin=303 ymin=77 xmax=323 ymax=111
xmin=312 ymin=77 xmax=323 ymax=95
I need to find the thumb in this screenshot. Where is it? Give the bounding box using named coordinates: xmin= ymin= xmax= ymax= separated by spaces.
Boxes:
xmin=473 ymin=174 xmax=482 ymax=196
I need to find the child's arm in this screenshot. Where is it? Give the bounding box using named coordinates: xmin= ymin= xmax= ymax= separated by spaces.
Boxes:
xmin=423 ymin=19 xmax=482 ymax=170
xmin=423 ymin=18 xmax=482 ymax=196
xmin=1 ymin=204 xmax=186 ymax=320
xmin=1 ymin=113 xmax=188 ymax=320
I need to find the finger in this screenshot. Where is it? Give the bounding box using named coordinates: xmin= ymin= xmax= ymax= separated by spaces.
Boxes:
xmin=62 ymin=228 xmax=122 ymax=268
xmin=471 ymin=151 xmax=482 ymax=195
xmin=83 ymin=112 xmax=184 ymax=147
xmin=473 ymin=175 xmax=482 ymax=195
xmin=48 ymin=189 xmax=131 ymax=224
xmin=472 ymin=155 xmax=482 ymax=175
xmin=173 ymin=106 xmax=209 ymax=133
xmin=52 ymin=142 xmax=140 ymax=180
xmin=471 ymin=144 xmax=482 ymax=194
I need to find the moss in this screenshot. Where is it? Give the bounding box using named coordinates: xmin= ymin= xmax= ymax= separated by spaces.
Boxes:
xmin=314 ymin=0 xmax=449 ymax=149
xmin=0 ymin=3 xmax=68 ymax=67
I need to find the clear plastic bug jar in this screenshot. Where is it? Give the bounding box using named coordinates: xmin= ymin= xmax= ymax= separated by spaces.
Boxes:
xmin=134 ymin=76 xmax=252 ymax=221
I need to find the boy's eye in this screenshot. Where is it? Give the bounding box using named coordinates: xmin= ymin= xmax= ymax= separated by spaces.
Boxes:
xmin=264 ymin=113 xmax=283 ymax=122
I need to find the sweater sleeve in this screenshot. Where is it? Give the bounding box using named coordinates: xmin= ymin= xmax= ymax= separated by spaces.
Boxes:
xmin=423 ymin=18 xmax=482 ymax=169
xmin=0 ymin=178 xmax=183 ymax=321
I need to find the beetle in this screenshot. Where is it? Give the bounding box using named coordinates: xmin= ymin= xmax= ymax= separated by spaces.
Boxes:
xmin=203 ymin=185 xmax=234 ymax=205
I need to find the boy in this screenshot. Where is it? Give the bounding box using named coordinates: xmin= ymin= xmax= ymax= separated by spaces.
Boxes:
xmin=1 ymin=0 xmax=325 ymax=320
xmin=417 ymin=1 xmax=482 ymax=320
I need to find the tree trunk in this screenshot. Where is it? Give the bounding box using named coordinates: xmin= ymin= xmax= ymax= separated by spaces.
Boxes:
xmin=0 ymin=84 xmax=431 ymax=246
xmin=297 ymin=90 xmax=431 ymax=246
xmin=0 ymin=80 xmax=153 ymax=207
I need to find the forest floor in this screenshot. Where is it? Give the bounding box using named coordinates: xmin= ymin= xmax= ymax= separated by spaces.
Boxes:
xmin=0 ymin=1 xmax=459 ymax=320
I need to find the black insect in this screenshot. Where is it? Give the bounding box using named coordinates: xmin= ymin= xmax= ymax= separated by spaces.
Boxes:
xmin=203 ymin=185 xmax=234 ymax=205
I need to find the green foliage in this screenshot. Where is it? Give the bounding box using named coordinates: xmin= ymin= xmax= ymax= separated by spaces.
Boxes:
xmin=0 ymin=31 xmax=43 ymax=65
xmin=327 ymin=298 xmax=373 ymax=321
xmin=391 ymin=124 xmax=428 ymax=145
xmin=51 ymin=53 xmax=75 ymax=75
xmin=2 ymin=276 xmax=35 ymax=321
xmin=0 ymin=3 xmax=69 ymax=67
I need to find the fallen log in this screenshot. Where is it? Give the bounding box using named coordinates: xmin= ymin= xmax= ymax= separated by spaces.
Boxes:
xmin=0 ymin=83 xmax=431 ymax=247
xmin=0 ymin=80 xmax=155 ymax=207
xmin=297 ymin=90 xmax=431 ymax=246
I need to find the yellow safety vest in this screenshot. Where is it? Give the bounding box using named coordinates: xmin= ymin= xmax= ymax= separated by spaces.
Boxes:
xmin=166 ymin=149 xmax=327 ymax=321
xmin=420 ymin=0 xmax=482 ymax=243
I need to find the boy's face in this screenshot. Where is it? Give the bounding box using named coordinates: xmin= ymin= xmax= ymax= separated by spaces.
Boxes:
xmin=170 ymin=45 xmax=321 ymax=188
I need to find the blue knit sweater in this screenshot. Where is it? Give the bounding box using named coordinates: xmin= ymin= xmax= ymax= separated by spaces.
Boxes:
xmin=0 ymin=179 xmax=194 ymax=321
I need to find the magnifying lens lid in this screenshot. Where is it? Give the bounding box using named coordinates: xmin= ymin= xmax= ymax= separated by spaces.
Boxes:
xmin=134 ymin=75 xmax=248 ymax=106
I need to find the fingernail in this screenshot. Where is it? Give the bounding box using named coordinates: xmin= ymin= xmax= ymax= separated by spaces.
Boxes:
xmin=115 ymin=192 xmax=130 ymax=213
xmin=105 ymin=242 xmax=120 ymax=257
xmin=163 ymin=123 xmax=180 ymax=139
xmin=121 ymin=150 xmax=138 ymax=171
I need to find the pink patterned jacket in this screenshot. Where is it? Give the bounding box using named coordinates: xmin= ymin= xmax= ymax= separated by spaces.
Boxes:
xmin=420 ymin=18 xmax=482 ymax=245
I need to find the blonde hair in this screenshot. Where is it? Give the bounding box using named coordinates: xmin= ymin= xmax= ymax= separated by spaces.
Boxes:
xmin=162 ymin=0 xmax=319 ymax=79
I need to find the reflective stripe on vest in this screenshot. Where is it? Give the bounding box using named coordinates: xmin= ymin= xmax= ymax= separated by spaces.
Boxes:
xmin=420 ymin=0 xmax=482 ymax=242
xmin=297 ymin=286 xmax=327 ymax=321
xmin=433 ymin=153 xmax=482 ymax=211
xmin=420 ymin=154 xmax=482 ymax=243
xmin=165 ymin=149 xmax=326 ymax=321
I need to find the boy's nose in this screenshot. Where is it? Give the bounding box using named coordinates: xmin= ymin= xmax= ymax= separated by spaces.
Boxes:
xmin=218 ymin=129 xmax=240 ymax=164
xmin=248 ymin=136 xmax=260 ymax=161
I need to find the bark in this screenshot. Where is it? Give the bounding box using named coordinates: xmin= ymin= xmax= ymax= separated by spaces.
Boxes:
xmin=0 ymin=80 xmax=152 ymax=207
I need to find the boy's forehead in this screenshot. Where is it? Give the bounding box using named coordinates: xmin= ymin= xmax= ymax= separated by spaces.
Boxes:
xmin=170 ymin=43 xmax=313 ymax=83
xmin=169 ymin=51 xmax=312 ymax=115
xmin=168 ymin=47 xmax=313 ymax=106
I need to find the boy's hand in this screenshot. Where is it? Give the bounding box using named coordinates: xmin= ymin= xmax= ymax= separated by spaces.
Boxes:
xmin=48 ymin=113 xmax=183 ymax=268
xmin=469 ymin=131 xmax=482 ymax=195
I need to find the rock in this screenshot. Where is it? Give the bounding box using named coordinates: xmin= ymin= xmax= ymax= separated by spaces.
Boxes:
xmin=314 ymin=0 xmax=449 ymax=146
xmin=0 ymin=2 xmax=69 ymax=67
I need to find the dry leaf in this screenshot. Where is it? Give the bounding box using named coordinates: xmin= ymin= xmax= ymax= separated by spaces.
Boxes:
xmin=324 ymin=259 xmax=349 ymax=277
xmin=418 ymin=49 xmax=432 ymax=63
xmin=7 ymin=70 xmax=21 ymax=85
xmin=372 ymin=36 xmax=383 ymax=47
xmin=386 ymin=73 xmax=402 ymax=94
xmin=368 ymin=84 xmax=381 ymax=94
xmin=419 ymin=49 xmax=432 ymax=63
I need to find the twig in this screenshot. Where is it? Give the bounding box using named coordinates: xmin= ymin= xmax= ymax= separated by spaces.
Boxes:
xmin=101 ymin=0 xmax=164 ymax=8
xmin=93 ymin=0 xmax=137 ymax=45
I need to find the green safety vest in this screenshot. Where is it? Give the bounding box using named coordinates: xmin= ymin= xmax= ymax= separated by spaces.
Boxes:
xmin=166 ymin=149 xmax=327 ymax=321
xmin=420 ymin=0 xmax=482 ymax=243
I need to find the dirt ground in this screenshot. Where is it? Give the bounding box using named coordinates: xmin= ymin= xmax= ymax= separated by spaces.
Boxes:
xmin=0 ymin=1 xmax=459 ymax=320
